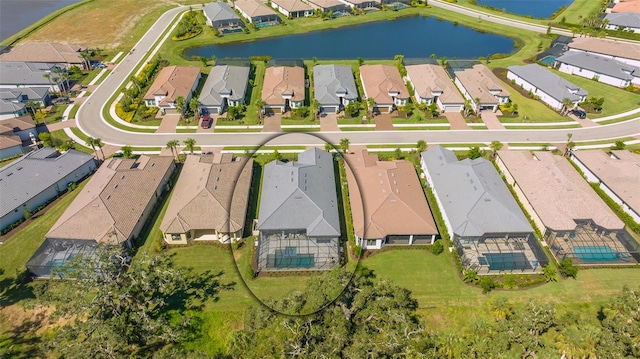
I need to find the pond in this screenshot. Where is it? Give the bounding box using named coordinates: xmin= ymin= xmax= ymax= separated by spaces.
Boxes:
xmin=0 ymin=0 xmax=81 ymax=41
xmin=184 ymin=15 xmax=515 ymax=60
xmin=476 ymin=0 xmax=573 ymax=19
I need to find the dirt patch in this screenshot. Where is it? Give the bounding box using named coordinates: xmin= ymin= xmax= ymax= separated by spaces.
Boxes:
xmin=0 ymin=304 xmax=62 ymax=336
xmin=26 ymin=0 xmax=179 ymax=49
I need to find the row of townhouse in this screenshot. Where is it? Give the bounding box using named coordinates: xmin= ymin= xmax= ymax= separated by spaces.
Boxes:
xmin=16 ymin=142 xmax=639 ymax=278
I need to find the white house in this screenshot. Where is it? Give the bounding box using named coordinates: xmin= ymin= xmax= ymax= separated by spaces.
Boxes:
xmin=605 ymin=12 xmax=640 ymax=34
xmin=271 ymin=0 xmax=314 ymax=18
xmin=507 ymin=64 xmax=587 ymax=111
xmin=143 ymin=66 xmax=201 ymax=113
xmin=359 ymin=64 xmax=409 ymax=113
xmin=567 ymin=37 xmax=640 ymax=68
xmin=555 ymin=52 xmax=640 ymax=88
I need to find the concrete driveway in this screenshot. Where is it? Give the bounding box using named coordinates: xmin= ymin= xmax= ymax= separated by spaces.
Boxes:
xmin=444 ymin=112 xmax=470 ymax=130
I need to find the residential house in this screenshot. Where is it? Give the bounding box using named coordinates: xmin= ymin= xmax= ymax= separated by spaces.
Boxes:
xmin=160 ymin=154 xmax=253 ymax=244
xmin=605 ymin=12 xmax=640 ymax=33
xmin=0 ymin=42 xmax=88 ymax=69
xmin=256 ymin=148 xmax=341 ymax=271
xmin=496 ymin=151 xmax=639 ymax=265
xmin=234 ymin=0 xmax=281 ymax=25
xmin=203 ymin=2 xmax=244 ymax=32
xmin=261 ymin=65 xmax=305 ymax=113
xmin=338 ymin=0 xmax=380 ymax=9
xmin=420 ymin=146 xmax=545 ymax=274
xmin=313 ymin=64 xmax=358 ymax=114
xmin=0 ymin=115 xmax=37 ymax=159
xmin=405 ymin=63 xmax=465 ymax=112
xmin=271 ymin=0 xmax=314 ymax=18
xmin=304 ymin=0 xmax=348 ymax=13
xmin=454 ymin=64 xmax=510 ymax=112
xmin=609 ymin=0 xmax=640 ymax=14
xmin=0 ymin=147 xmax=96 ymax=231
xmin=346 ymin=149 xmax=438 ymax=250
xmin=0 ymin=87 xmax=51 ymax=107
xmin=555 ymin=52 xmax=640 ymax=88
xmin=507 ymin=64 xmax=588 ymax=111
xmin=570 ymin=150 xmax=640 ymax=224
xmin=567 ymin=37 xmax=640 ymax=67
xmin=27 ymin=156 xmax=175 ymax=277
xmin=143 ymin=66 xmax=201 ymax=113
xmin=359 ymin=64 xmax=409 ymax=113
xmin=0 ymin=62 xmax=67 ymax=93
xmin=199 ymin=65 xmax=250 ymax=115
xmin=0 ymin=99 xmax=27 ymax=120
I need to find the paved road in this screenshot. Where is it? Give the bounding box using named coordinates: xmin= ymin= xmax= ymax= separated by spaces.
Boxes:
xmin=76 ymin=5 xmax=640 ymax=148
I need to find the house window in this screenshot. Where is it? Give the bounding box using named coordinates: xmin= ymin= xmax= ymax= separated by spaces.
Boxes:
xmin=366 ymin=239 xmax=377 ymax=247
xmin=170 ymin=234 xmax=182 ymax=241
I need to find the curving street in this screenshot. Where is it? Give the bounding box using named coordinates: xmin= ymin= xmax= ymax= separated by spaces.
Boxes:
xmin=75 ymin=5 xmax=640 ymax=148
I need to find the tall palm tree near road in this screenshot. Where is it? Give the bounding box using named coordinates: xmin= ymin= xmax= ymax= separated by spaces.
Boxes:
xmin=255 ymin=99 xmax=266 ymax=120
xmin=95 ymin=138 xmax=105 ymax=161
xmin=175 ymin=96 xmax=186 ymax=119
xmin=417 ymin=140 xmax=427 ymax=152
xmin=189 ymin=98 xmax=200 ymax=121
xmin=166 ymin=139 xmax=179 ymax=161
xmin=183 ymin=138 xmax=196 ymax=155
xmin=85 ymin=136 xmax=98 ymax=158
xmin=339 ymin=138 xmax=350 ymax=154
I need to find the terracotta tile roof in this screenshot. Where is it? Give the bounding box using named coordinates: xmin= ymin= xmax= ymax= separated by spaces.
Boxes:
xmin=0 ymin=133 xmax=21 ymax=150
xmin=568 ymin=37 xmax=640 ymax=61
xmin=497 ymin=151 xmax=624 ymax=231
xmin=272 ymin=0 xmax=313 ymax=12
xmin=345 ymin=149 xmax=438 ymax=239
xmin=234 ymin=0 xmax=278 ymax=17
xmin=46 ymin=156 xmax=175 ymax=244
xmin=406 ymin=64 xmax=464 ymax=105
xmin=359 ymin=64 xmax=409 ymax=105
xmin=0 ymin=115 xmax=35 ymax=134
xmin=454 ymin=64 xmax=510 ymax=104
xmin=261 ymin=66 xmax=305 ymax=105
xmin=160 ymin=155 xmax=253 ymax=235
xmin=0 ymin=42 xmax=85 ymax=64
xmin=143 ymin=66 xmax=201 ymax=106
xmin=611 ymin=0 xmax=640 ymax=13
xmin=306 ymin=0 xmax=345 ymax=9
xmin=571 ymin=150 xmax=640 ymax=217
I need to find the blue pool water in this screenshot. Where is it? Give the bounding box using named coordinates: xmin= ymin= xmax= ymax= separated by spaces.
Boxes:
xmin=574 ymin=246 xmax=619 ymax=262
xmin=481 ymin=252 xmax=532 ymax=271
xmin=539 ymin=56 xmax=555 ymax=66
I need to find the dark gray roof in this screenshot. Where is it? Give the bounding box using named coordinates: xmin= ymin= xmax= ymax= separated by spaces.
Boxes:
xmin=0 ymin=62 xmax=64 ymax=86
xmin=0 ymin=87 xmax=49 ymax=101
xmin=556 ymin=51 xmax=640 ymax=81
xmin=0 ymin=148 xmax=95 ymax=219
xmin=203 ymin=2 xmax=241 ymax=23
xmin=0 ymin=99 xmax=25 ymax=114
xmin=257 ymin=148 xmax=340 ymax=237
xmin=420 ymin=146 xmax=533 ymax=237
xmin=536 ymin=43 xmax=565 ymax=60
xmin=313 ymin=65 xmax=358 ymax=106
xmin=199 ymin=65 xmax=250 ymax=106
xmin=606 ymin=12 xmax=640 ymax=29
xmin=508 ymin=64 xmax=587 ymax=103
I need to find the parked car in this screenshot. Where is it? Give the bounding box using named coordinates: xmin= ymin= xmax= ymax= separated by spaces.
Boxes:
xmin=201 ymin=115 xmax=212 ymax=129
xmin=52 ymin=97 xmax=70 ymax=105
xmin=94 ymin=63 xmax=107 ymax=69
xmin=570 ymin=109 xmax=586 ymax=119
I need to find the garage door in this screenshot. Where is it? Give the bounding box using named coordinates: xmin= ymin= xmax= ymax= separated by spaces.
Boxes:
xmin=321 ymin=106 xmax=337 ymax=113
xmin=268 ymin=107 xmax=282 ymax=114
xmin=209 ymin=108 xmax=218 ymax=114
xmin=443 ymin=105 xmax=461 ymax=113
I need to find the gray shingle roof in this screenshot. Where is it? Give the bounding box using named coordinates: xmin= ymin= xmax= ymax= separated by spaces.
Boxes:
xmin=508 ymin=64 xmax=587 ymax=103
xmin=0 ymin=99 xmax=25 ymax=115
xmin=0 ymin=87 xmax=49 ymax=102
xmin=257 ymin=148 xmax=340 ymax=237
xmin=313 ymin=65 xmax=358 ymax=107
xmin=606 ymin=12 xmax=640 ymax=29
xmin=0 ymin=148 xmax=95 ymax=219
xmin=556 ymin=52 xmax=640 ymax=81
xmin=421 ymin=146 xmax=533 ymax=237
xmin=0 ymin=62 xmax=64 ymax=86
xmin=199 ymin=65 xmax=250 ymax=107
xmin=203 ymin=2 xmax=241 ymax=23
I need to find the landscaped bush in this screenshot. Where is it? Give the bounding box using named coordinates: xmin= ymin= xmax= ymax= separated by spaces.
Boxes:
xmin=558 ymin=258 xmax=578 ymax=279
xmin=479 ymin=276 xmax=496 ymax=293
xmin=431 ymin=240 xmax=444 ymax=255
xmin=172 ymin=10 xmax=203 ymax=41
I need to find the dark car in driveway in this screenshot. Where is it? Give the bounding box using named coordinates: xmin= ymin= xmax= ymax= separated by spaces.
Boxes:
xmin=570 ymin=109 xmax=586 ymax=119
xmin=201 ymin=115 xmax=212 ymax=128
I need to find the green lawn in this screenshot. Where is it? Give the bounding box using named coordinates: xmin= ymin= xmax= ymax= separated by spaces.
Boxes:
xmin=555 ymin=0 xmax=602 ymax=25
xmin=0 ymin=180 xmax=88 ymax=281
xmin=362 ymin=250 xmax=640 ymax=331
xmin=551 ymin=69 xmax=640 ymax=118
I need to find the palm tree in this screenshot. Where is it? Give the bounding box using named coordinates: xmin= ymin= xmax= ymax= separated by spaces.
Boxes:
xmin=311 ymin=99 xmax=320 ymax=120
xmin=166 ymin=139 xmax=179 ymax=161
xmin=43 ymin=73 xmax=53 ymax=92
xmin=95 ymin=138 xmax=105 ymax=161
xmin=255 ymin=99 xmax=266 ymax=120
xmin=183 ymin=137 xmax=196 ymax=155
xmin=189 ymin=98 xmax=200 ymax=121
xmin=474 ymin=97 xmax=481 ymax=116
xmin=490 ymin=140 xmax=503 ymax=157
xmin=85 ymin=136 xmax=98 ymax=157
xmin=417 ymin=139 xmax=427 ymax=152
xmin=175 ymin=96 xmax=186 ymax=118
xmin=565 ymin=132 xmax=576 ymax=156
xmin=463 ymin=99 xmax=472 ymax=118
xmin=366 ymin=97 xmax=376 ymax=117
xmin=25 ymin=101 xmax=37 ymax=118
xmin=54 ymin=67 xmax=68 ymax=94
xmin=562 ymin=97 xmax=573 ymax=115
xmin=121 ymin=145 xmax=133 ymax=159
xmin=339 ymin=138 xmax=350 ymax=153
xmin=80 ymin=50 xmax=92 ymax=70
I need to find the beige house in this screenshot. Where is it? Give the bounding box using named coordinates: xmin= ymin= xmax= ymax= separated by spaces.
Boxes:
xmin=160 ymin=154 xmax=253 ymax=244
xmin=454 ymin=64 xmax=510 ymax=112
xmin=359 ymin=64 xmax=409 ymax=113
xmin=143 ymin=66 xmax=201 ymax=113
xmin=345 ymin=149 xmax=438 ymax=249
xmin=261 ymin=66 xmax=305 ymax=113
xmin=271 ymin=0 xmax=314 ymax=18
xmin=567 ymin=37 xmax=640 ymax=67
xmin=496 ymin=151 xmax=638 ymax=266
xmin=0 ymin=42 xmax=88 ymax=69
xmin=405 ymin=64 xmax=465 ymax=112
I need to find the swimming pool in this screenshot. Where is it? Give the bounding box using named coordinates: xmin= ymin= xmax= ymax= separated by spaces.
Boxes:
xmin=480 ymin=252 xmax=532 ymax=271
xmin=539 ymin=55 xmax=555 ymax=66
xmin=574 ymin=246 xmax=619 ymax=262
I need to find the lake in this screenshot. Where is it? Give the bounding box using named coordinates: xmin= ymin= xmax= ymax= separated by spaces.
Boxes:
xmin=476 ymin=0 xmax=573 ymax=19
xmin=0 ymin=0 xmax=81 ymax=42
xmin=185 ymin=15 xmax=515 ymax=60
